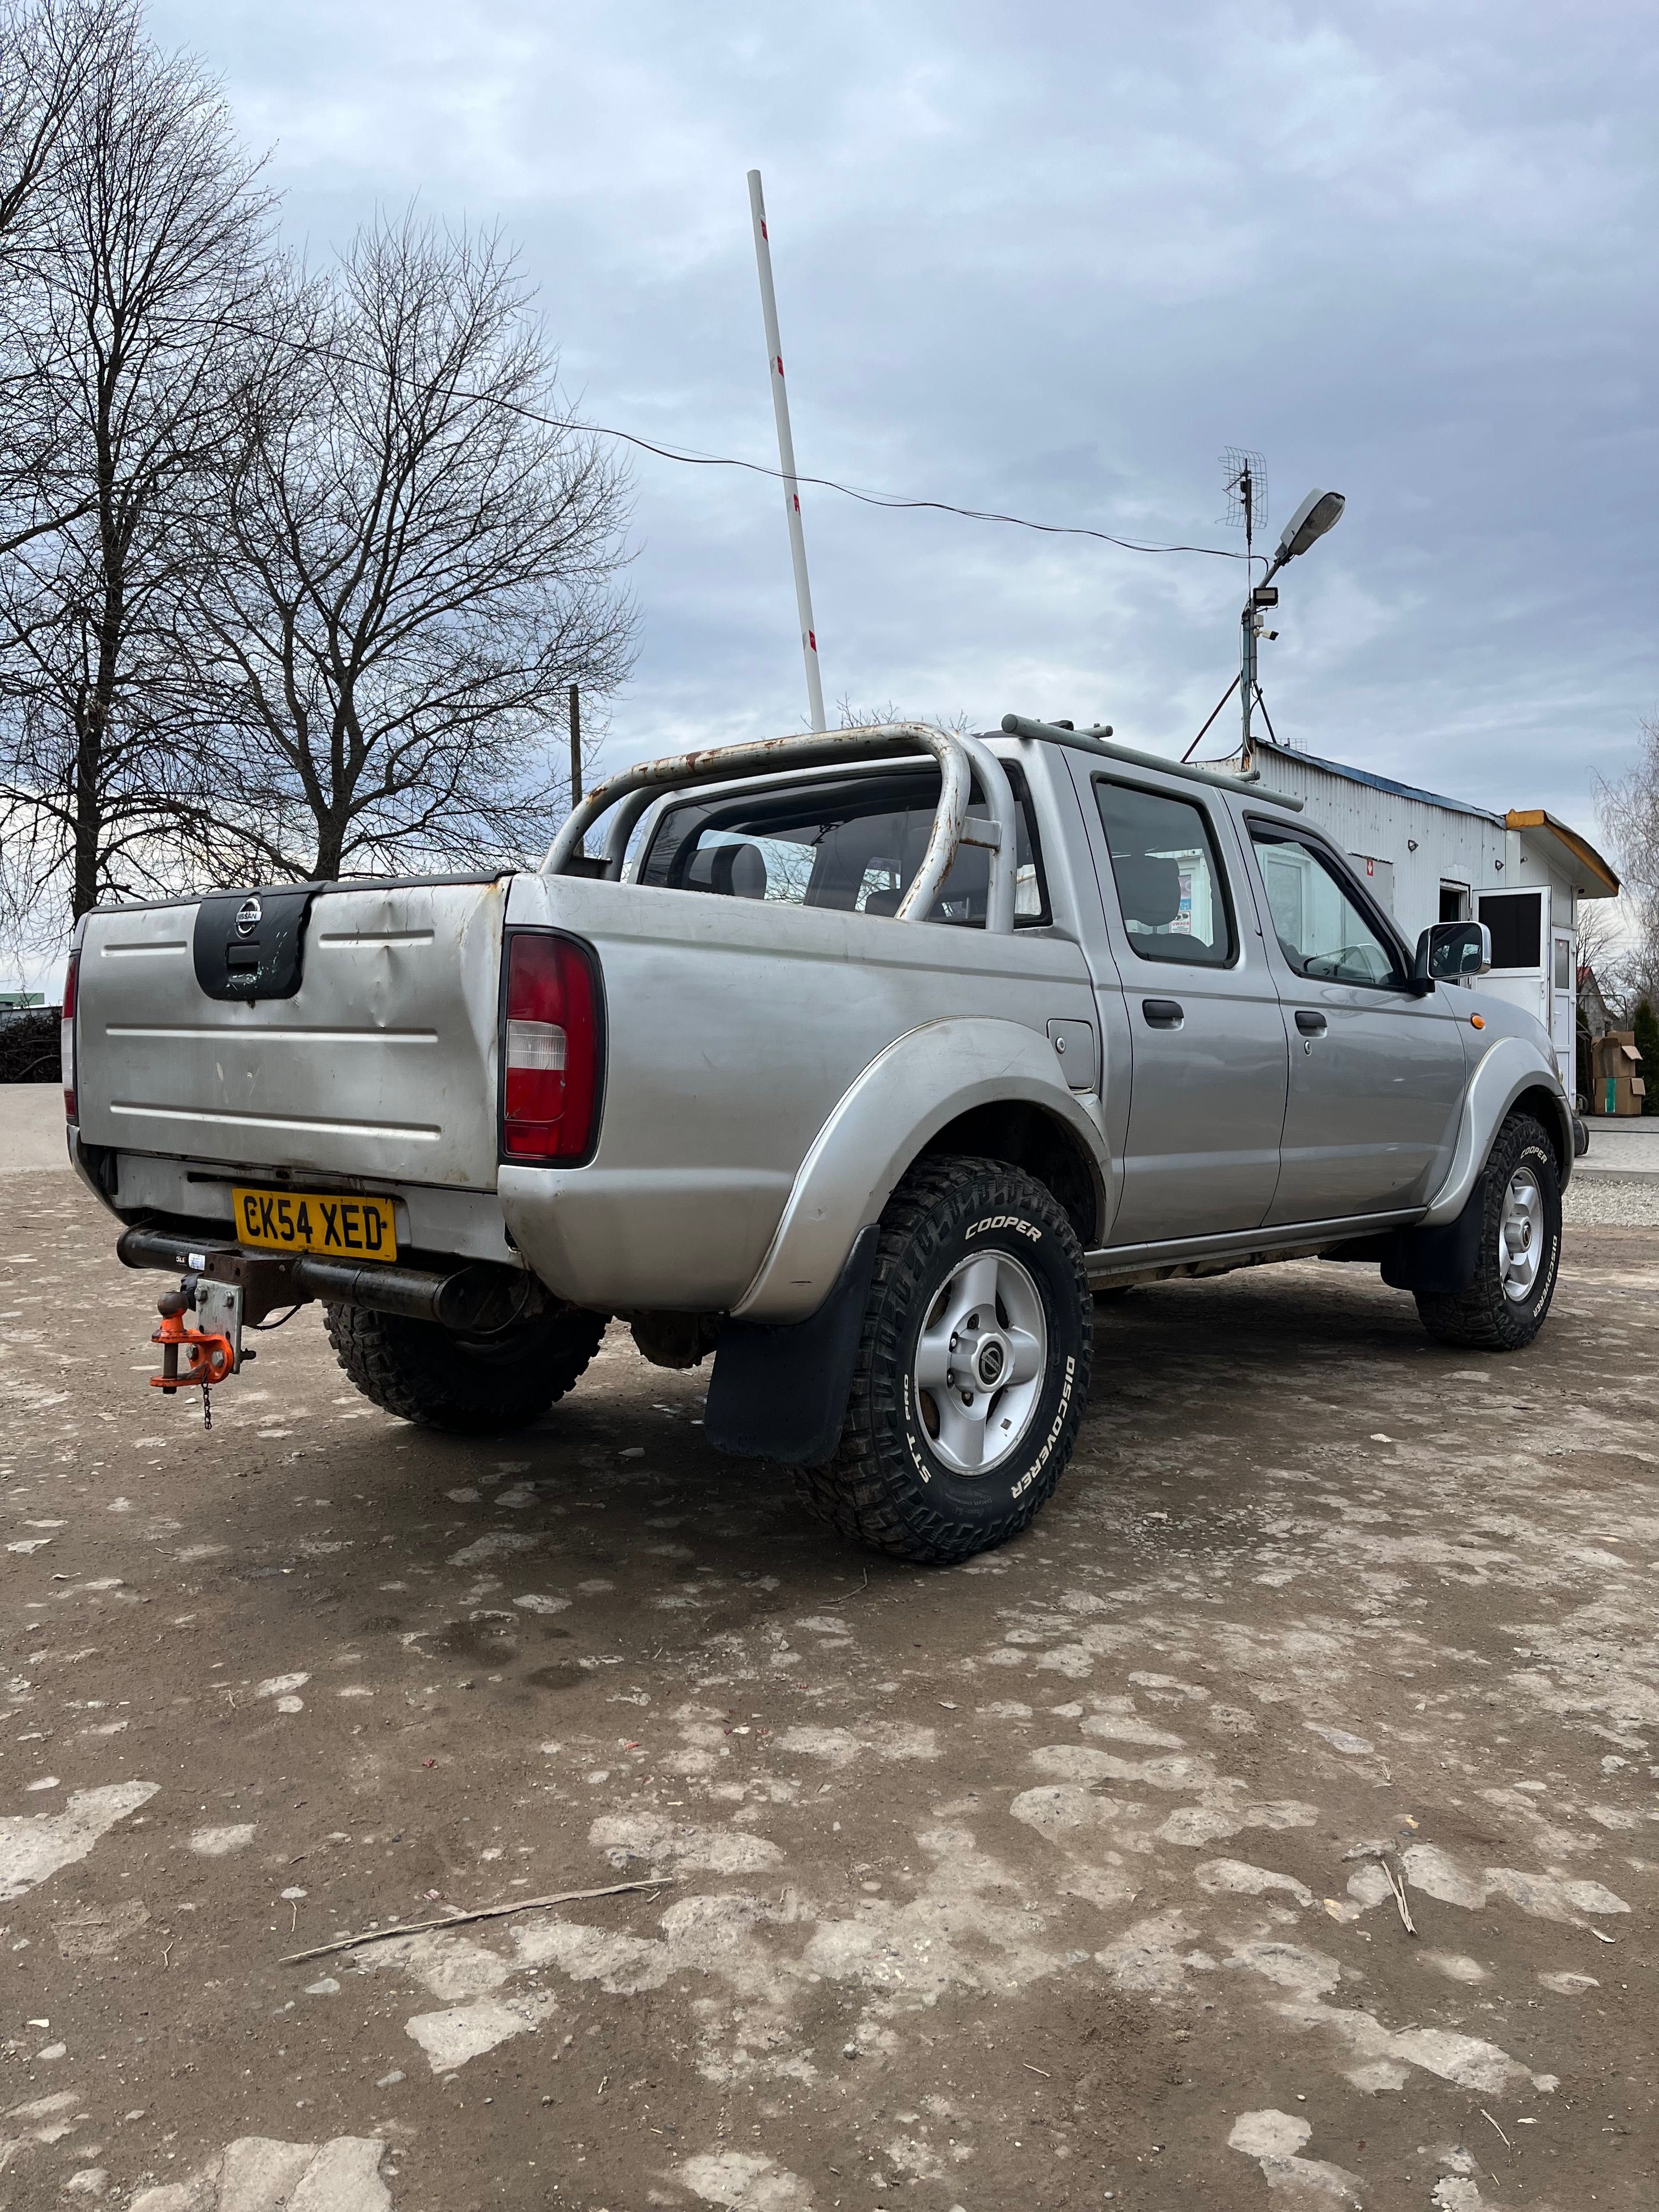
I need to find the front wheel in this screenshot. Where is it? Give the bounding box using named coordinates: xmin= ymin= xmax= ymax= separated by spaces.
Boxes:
xmin=325 ymin=1300 xmax=607 ymax=1434
xmin=795 ymin=1156 xmax=1093 ymax=1564
xmin=1414 ymin=1112 xmax=1561 ymax=1351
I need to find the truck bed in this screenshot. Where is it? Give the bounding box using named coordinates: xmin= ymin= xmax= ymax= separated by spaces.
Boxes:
xmin=75 ymin=864 xmax=1101 ymax=1313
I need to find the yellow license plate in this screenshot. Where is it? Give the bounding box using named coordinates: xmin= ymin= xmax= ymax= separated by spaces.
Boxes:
xmin=233 ymin=1186 xmax=398 ymax=1263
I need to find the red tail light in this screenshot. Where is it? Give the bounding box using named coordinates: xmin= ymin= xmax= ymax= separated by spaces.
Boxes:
xmin=61 ymin=949 xmax=78 ymax=1123
xmin=501 ymin=932 xmax=601 ymax=1160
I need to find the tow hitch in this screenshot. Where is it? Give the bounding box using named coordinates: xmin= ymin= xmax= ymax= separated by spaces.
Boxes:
xmin=122 ymin=1228 xmax=548 ymax=1433
xmin=150 ymin=1276 xmax=245 ymax=1430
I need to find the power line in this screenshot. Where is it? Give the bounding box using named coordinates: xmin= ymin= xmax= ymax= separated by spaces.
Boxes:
xmin=207 ymin=309 xmax=1250 ymax=565
xmin=507 ymin=399 xmax=1248 ymax=561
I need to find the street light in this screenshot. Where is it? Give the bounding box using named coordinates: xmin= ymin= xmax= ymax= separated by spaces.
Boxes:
xmin=1270 ymin=488 xmax=1346 ymax=573
xmin=1242 ymin=486 xmax=1344 ymax=758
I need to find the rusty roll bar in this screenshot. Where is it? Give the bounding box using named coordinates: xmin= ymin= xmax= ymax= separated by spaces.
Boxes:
xmin=540 ymin=723 xmax=1019 ymax=934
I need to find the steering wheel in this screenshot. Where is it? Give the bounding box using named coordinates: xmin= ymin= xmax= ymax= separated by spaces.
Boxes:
xmin=1304 ymin=946 xmax=1377 ymax=984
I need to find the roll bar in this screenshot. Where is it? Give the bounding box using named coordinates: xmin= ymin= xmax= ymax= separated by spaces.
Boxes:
xmin=541 ymin=724 xmax=1021 ymax=933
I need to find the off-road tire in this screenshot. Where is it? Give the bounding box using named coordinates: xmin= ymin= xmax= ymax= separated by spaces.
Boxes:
xmin=1414 ymin=1112 xmax=1561 ymax=1351
xmin=324 ymin=1301 xmax=607 ymax=1435
xmin=795 ymin=1156 xmax=1092 ymax=1564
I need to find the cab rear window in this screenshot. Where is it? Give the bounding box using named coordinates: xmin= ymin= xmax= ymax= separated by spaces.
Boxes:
xmin=639 ymin=765 xmax=1049 ymax=928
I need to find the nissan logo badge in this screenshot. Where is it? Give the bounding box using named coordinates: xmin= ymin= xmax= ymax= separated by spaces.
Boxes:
xmin=235 ymin=895 xmax=262 ymax=938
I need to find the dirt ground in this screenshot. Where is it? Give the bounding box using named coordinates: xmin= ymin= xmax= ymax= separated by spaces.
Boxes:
xmin=2 ymin=1153 xmax=1655 ymax=2211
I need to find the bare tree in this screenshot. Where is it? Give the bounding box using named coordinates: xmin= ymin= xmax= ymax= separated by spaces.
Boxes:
xmin=0 ymin=0 xmax=100 ymax=266
xmin=834 ymin=696 xmax=972 ymax=736
xmin=0 ymin=0 xmax=111 ymax=565
xmin=1575 ymin=894 xmax=1620 ymax=991
xmin=0 ymin=6 xmax=274 ymax=922
xmin=194 ymin=213 xmax=635 ymax=882
xmin=1595 ymin=715 xmax=1659 ymax=1008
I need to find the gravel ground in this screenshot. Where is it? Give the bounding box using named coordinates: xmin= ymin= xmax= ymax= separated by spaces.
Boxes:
xmin=2 ymin=1164 xmax=1655 ymax=2212
xmin=1563 ymin=1175 xmax=1659 ymax=1228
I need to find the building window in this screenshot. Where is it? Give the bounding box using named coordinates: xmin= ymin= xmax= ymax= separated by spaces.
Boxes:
xmin=1439 ymin=882 xmax=1469 ymax=923
xmin=1479 ymin=891 xmax=1543 ymax=970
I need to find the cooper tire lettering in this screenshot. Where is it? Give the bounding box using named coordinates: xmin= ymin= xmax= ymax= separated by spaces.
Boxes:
xmin=967 ymin=1213 xmax=1042 ymax=1243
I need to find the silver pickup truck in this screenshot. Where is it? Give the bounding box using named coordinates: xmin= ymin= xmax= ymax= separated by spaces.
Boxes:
xmin=66 ymin=715 xmax=1575 ymax=1564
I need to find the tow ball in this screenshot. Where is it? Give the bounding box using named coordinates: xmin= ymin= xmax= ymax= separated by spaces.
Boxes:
xmin=150 ymin=1276 xmax=244 ymax=1431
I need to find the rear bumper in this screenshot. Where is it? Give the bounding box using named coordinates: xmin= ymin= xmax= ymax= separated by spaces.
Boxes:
xmin=92 ymin=1148 xmax=517 ymax=1266
xmin=115 ymin=1224 xmax=542 ymax=1333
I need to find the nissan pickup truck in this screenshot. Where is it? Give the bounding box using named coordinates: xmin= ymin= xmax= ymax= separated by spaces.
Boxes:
xmin=64 ymin=715 xmax=1576 ymax=1564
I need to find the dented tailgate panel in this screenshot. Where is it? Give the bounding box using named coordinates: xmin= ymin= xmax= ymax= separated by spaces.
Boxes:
xmin=76 ymin=880 xmax=506 ymax=1189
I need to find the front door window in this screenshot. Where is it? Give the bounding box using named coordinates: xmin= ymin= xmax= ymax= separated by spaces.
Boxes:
xmin=1254 ymin=832 xmax=1404 ymax=989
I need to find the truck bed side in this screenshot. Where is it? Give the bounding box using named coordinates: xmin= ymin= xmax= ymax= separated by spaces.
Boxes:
xmin=498 ymin=871 xmax=1101 ymax=1312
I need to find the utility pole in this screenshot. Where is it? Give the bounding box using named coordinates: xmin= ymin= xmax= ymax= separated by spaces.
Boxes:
xmin=1236 ymin=459 xmax=1259 ymax=763
xmin=568 ymin=685 xmax=583 ymax=856
xmin=747 ymin=168 xmax=827 ymax=734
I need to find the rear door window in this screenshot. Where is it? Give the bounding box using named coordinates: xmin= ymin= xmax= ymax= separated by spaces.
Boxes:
xmin=1093 ymin=778 xmax=1234 ymax=966
xmin=639 ymin=765 xmax=1049 ymax=927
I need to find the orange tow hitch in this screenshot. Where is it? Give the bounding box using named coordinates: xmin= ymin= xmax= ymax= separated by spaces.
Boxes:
xmin=151 ymin=1283 xmax=236 ymax=1430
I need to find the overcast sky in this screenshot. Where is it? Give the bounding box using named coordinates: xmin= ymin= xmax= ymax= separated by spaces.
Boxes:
xmin=154 ymin=0 xmax=1657 ymax=843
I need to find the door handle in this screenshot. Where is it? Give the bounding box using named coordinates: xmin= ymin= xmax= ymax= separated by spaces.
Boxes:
xmin=1295 ymin=1009 xmax=1328 ymax=1036
xmin=1141 ymin=998 xmax=1184 ymax=1029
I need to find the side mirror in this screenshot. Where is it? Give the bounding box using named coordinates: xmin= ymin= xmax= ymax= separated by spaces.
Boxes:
xmin=1412 ymin=919 xmax=1491 ymax=992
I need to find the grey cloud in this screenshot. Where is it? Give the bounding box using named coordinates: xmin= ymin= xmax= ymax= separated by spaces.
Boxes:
xmin=154 ymin=1 xmax=1658 ymax=830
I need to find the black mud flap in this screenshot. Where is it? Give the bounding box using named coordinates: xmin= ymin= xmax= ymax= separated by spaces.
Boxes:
xmin=1378 ymin=1184 xmax=1485 ymax=1294
xmin=1325 ymin=1184 xmax=1484 ymax=1295
xmin=704 ymin=1225 xmax=879 ymax=1465
xmin=193 ymin=884 xmax=324 ymax=1003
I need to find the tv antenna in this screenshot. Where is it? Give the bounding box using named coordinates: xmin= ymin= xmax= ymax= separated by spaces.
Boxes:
xmin=1189 ymin=452 xmax=1345 ymax=763
xmin=1220 ymin=448 xmax=1267 ymax=574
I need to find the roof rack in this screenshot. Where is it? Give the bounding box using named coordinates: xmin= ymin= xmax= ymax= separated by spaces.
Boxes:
xmin=998 ymin=714 xmax=1304 ymax=812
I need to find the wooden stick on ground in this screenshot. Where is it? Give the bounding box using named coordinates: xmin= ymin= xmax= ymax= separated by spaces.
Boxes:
xmin=1380 ymin=1854 xmax=1417 ymax=1937
xmin=280 ymin=1876 xmax=671 ymax=1966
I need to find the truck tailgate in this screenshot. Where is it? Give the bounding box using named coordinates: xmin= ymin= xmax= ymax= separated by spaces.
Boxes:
xmin=76 ymin=879 xmax=506 ymax=1189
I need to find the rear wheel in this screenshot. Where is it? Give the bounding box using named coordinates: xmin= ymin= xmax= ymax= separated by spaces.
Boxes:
xmin=325 ymin=1300 xmax=607 ymax=1434
xmin=1414 ymin=1112 xmax=1561 ymax=1351
xmin=795 ymin=1156 xmax=1092 ymax=1564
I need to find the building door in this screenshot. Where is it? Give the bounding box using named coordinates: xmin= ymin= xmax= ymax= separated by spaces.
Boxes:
xmin=1248 ymin=822 xmax=1470 ymax=1223
xmin=1550 ymin=927 xmax=1576 ymax=1093
xmin=1071 ymin=764 xmax=1289 ymax=1243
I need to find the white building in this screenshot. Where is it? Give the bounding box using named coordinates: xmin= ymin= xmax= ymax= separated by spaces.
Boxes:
xmin=1230 ymin=736 xmax=1619 ymax=1093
